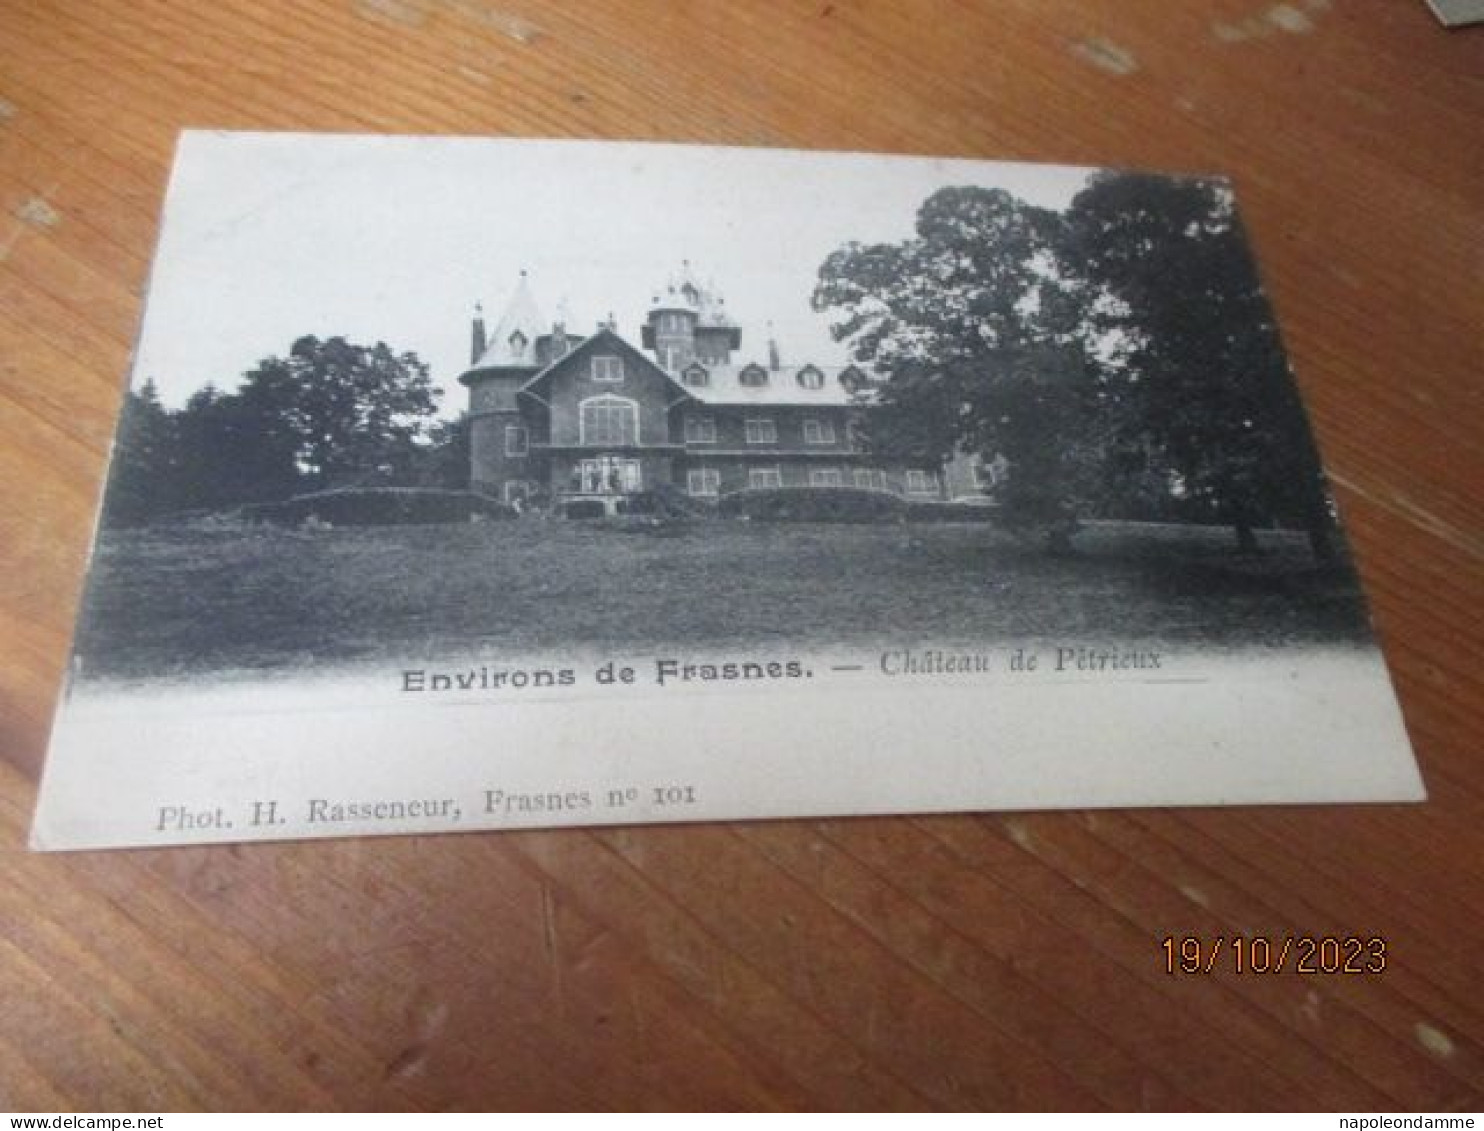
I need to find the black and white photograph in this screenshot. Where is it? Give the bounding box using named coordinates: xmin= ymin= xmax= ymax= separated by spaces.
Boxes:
xmin=32 ymin=133 xmax=1424 ymax=851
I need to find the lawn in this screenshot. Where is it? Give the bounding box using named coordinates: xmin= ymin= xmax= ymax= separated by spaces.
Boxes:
xmin=71 ymin=518 xmax=1374 ymax=680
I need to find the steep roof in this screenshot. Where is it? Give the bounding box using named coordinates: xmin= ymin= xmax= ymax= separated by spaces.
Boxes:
xmin=518 ymin=326 xmax=694 ymax=401
xmin=473 ymin=273 xmax=546 ymax=368
xmin=677 ymin=362 xmax=872 ymax=407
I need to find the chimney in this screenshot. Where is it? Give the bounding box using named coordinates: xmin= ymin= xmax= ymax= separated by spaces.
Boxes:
xmin=470 ymin=302 xmax=486 ymax=365
xmin=767 ymin=324 xmax=781 ymax=372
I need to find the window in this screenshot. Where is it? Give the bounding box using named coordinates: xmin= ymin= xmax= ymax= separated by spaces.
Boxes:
xmin=797 ymin=366 xmax=824 ymax=390
xmin=503 ymin=481 xmax=530 ymax=506
xmin=802 ymin=418 xmax=835 ymax=444
xmin=748 ymin=467 xmax=782 ymax=490
xmin=683 ymin=365 xmax=709 ymax=387
xmin=744 ymin=418 xmax=777 ymax=444
xmin=591 ymin=355 xmax=624 ymax=382
xmin=809 ymin=469 xmax=843 ymax=487
xmin=505 ymin=425 xmax=528 ymax=457
xmin=972 ymin=461 xmax=998 ymax=490
xmin=687 ymin=468 xmax=720 ymax=497
xmin=853 ymin=468 xmax=883 ymax=490
xmin=684 ymin=415 xmax=716 ymax=444
xmin=580 ymin=396 xmax=638 ymax=446
xmin=507 ymin=330 xmax=528 ymax=358
xmin=906 ymin=469 xmax=938 ymax=495
xmin=739 ymin=364 xmax=769 ymax=387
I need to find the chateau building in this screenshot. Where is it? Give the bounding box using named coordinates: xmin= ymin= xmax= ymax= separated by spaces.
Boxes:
xmin=458 ymin=266 xmax=967 ymax=516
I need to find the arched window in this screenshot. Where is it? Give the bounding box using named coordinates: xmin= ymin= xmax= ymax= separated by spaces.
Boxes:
xmin=580 ymin=395 xmax=639 ymax=447
xmin=739 ymin=364 xmax=769 ymax=387
xmin=797 ymin=365 xmax=824 ymax=390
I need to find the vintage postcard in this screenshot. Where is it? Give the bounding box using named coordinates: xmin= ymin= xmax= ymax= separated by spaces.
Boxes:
xmin=31 ymin=132 xmax=1424 ymax=851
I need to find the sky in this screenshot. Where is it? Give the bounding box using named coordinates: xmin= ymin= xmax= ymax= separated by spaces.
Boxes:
xmin=132 ymin=132 xmax=1098 ymax=414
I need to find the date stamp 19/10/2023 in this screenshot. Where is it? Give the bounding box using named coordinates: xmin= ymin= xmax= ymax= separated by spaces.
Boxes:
xmin=1162 ymin=936 xmax=1388 ymax=976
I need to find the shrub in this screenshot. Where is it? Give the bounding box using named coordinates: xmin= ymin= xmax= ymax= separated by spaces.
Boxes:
xmin=646 ymin=482 xmax=714 ymax=518
xmin=717 ymin=486 xmax=907 ymax=523
xmin=562 ymin=499 xmax=608 ymax=520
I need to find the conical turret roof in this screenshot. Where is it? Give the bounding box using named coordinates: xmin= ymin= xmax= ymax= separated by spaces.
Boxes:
xmin=474 ymin=272 xmax=546 ymax=368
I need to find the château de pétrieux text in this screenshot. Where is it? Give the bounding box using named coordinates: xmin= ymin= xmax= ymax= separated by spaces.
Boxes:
xmin=397 ymin=645 xmax=1166 ymax=695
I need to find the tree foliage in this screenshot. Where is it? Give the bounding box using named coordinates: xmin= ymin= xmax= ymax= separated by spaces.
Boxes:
xmin=102 ymin=337 xmax=445 ymax=524
xmin=813 ymin=187 xmax=1102 ymax=549
xmin=814 ymin=176 xmax=1339 ymax=557
xmin=103 ymin=379 xmax=177 ymax=527
xmin=410 ymin=412 xmax=471 ymax=491
xmin=171 ymin=382 xmax=302 ymax=511
xmin=242 ymin=335 xmax=442 ymax=489
xmin=1065 ymin=172 xmax=1336 ymax=556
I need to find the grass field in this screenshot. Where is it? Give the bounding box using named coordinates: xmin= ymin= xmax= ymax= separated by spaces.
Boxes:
xmin=72 ymin=518 xmax=1373 ymax=680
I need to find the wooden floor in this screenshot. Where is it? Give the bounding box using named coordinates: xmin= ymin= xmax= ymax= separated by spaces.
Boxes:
xmin=2 ymin=0 xmax=1481 ymax=1111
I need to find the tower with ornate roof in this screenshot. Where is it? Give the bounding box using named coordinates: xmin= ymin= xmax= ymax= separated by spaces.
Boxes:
xmin=641 ymin=261 xmax=741 ymax=370
xmin=459 ymin=272 xmax=579 ymax=501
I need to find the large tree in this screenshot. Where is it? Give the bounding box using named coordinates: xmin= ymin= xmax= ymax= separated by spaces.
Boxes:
xmin=102 ymin=379 xmax=178 ymax=526
xmin=1064 ymin=172 xmax=1337 ymax=558
xmin=815 ymin=177 xmax=1340 ymax=560
xmin=241 ymin=335 xmax=442 ymax=489
xmin=813 ymin=186 xmax=1105 ymax=550
xmin=123 ymin=337 xmax=441 ymax=517
xmin=171 ymin=382 xmax=302 ymax=510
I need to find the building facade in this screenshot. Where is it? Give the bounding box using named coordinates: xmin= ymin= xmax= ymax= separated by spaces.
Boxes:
xmin=459 ymin=268 xmax=978 ymax=515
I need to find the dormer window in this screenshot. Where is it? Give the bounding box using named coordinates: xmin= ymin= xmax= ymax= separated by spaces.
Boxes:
xmin=739 ymin=364 xmax=769 ymax=387
xmin=797 ymin=365 xmax=824 ymax=390
xmin=591 ymin=355 xmax=624 ymax=382
xmin=682 ymin=364 xmax=709 ymax=388
xmin=839 ymin=366 xmax=866 ymax=394
xmin=508 ymin=329 xmax=528 ymax=357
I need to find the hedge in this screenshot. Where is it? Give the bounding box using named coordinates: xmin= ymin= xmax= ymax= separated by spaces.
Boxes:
xmin=238 ymin=488 xmax=514 ymax=526
xmin=905 ymin=499 xmax=1002 ymax=522
xmin=716 ymin=486 xmax=908 ymax=523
